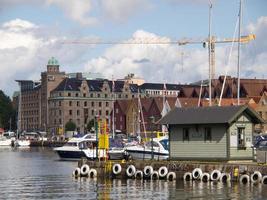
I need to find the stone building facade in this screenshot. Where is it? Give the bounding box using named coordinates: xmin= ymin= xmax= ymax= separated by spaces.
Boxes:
xmin=48 ymin=76 xmax=139 ymax=134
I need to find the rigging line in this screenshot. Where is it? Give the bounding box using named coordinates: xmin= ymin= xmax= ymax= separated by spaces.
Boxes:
xmin=219 ymin=15 xmax=239 ymax=106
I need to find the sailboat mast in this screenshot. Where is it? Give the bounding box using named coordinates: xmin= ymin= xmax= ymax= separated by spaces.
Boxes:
xmin=237 ymin=0 xmax=242 ymax=105
xmin=112 ymin=76 xmax=115 ymax=138
xmin=208 ymin=0 xmax=212 ymax=106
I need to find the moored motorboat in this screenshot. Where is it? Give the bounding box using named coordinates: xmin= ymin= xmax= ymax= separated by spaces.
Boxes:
xmin=125 ymin=136 xmax=169 ymax=160
xmin=53 ymin=134 xmax=100 ymax=160
xmin=14 ymin=139 xmax=31 ymax=147
xmin=0 ymin=136 xmax=12 ymax=146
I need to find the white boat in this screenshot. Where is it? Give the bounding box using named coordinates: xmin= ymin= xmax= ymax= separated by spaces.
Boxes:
xmin=108 ymin=147 xmax=128 ymax=160
xmin=54 ymin=134 xmax=106 ymax=160
xmin=0 ymin=136 xmax=12 ymax=146
xmin=14 ymin=139 xmax=30 ymax=147
xmin=125 ymin=136 xmax=169 ymax=160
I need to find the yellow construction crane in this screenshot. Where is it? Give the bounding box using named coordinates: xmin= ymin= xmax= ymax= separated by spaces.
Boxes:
xmin=177 ymin=34 xmax=256 ymax=80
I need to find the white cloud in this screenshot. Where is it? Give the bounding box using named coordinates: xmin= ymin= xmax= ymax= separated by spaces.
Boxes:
xmin=84 ymin=17 xmax=267 ymax=84
xmin=45 ymin=0 xmax=97 ymax=26
xmin=0 ymin=18 xmax=92 ymax=96
xmin=84 ymin=29 xmax=209 ymax=83
xmin=99 ymin=0 xmax=151 ymax=22
xmin=0 ymin=0 xmax=151 ymax=25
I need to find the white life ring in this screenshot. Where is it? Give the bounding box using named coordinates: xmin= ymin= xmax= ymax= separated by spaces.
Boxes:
xmin=210 ymin=170 xmax=221 ymax=181
xmin=80 ymin=164 xmax=90 ymax=177
xmin=220 ymin=173 xmax=231 ymax=183
xmin=135 ymin=170 xmax=143 ymax=179
xmin=144 ymin=166 xmax=153 ymax=177
xmin=192 ymin=168 xmax=203 ymax=180
xmin=112 ymin=164 xmax=122 ymax=175
xmin=89 ymin=169 xmax=97 ymax=178
xmin=261 ymin=175 xmax=267 ymax=184
xmin=167 ymin=172 xmax=176 ymax=181
xmin=183 ymin=172 xmax=192 ymax=181
xmin=126 ymin=165 xmax=136 ymax=178
xmin=158 ymin=166 xmax=168 ymax=178
xmin=251 ymin=171 xmax=262 ymax=184
xmin=73 ymin=167 xmax=81 ymax=178
xmin=151 ymin=171 xmax=159 ymax=180
xmin=239 ymin=174 xmax=250 ymax=184
xmin=201 ymin=172 xmax=210 ymax=182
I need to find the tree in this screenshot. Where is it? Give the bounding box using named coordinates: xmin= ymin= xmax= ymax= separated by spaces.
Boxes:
xmin=0 ymin=90 xmax=16 ymax=130
xmin=86 ymin=119 xmax=95 ymax=132
xmin=65 ymin=121 xmax=76 ymax=131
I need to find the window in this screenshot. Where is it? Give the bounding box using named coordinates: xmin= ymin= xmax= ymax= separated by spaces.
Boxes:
xmin=106 ymin=110 xmax=109 ymax=115
xmin=91 ymin=110 xmax=94 ymax=115
xmin=204 ymin=127 xmax=212 ymax=142
xmin=90 ymin=93 xmax=93 ymax=98
xmin=105 ymin=94 xmax=108 ymax=98
xmin=99 ymin=110 xmax=102 ymax=116
xmin=68 ymin=93 xmax=71 ymax=97
xmin=97 ymin=94 xmax=100 ymax=98
xmin=77 ymin=101 xmax=80 ymax=107
xmin=183 ymin=128 xmax=189 ymax=141
xmin=59 ymin=110 xmax=61 ymax=116
xmin=91 ymin=102 xmax=94 ymax=107
xmin=75 ymin=93 xmax=79 ymax=97
xmin=99 ymin=102 xmax=102 ymax=107
xmin=237 ymin=127 xmax=245 ymax=148
xmin=58 ymin=101 xmax=61 ymax=106
xmin=69 ymin=101 xmax=72 ymax=106
xmin=106 ymin=102 xmax=109 ymax=107
xmin=77 ymin=110 xmax=80 ymax=116
xmin=84 ymin=101 xmax=87 ymax=107
xmin=69 ymin=110 xmax=72 ymax=115
xmin=83 ymin=93 xmax=86 ymax=97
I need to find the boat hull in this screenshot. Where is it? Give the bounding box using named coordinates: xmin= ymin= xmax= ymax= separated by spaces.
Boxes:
xmin=55 ymin=150 xmax=87 ymax=160
xmin=108 ymin=149 xmax=127 ymax=160
xmin=0 ymin=139 xmax=12 ymax=146
xmin=126 ymin=149 xmax=169 ymax=160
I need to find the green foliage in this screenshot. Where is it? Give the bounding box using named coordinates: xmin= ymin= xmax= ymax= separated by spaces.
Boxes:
xmin=65 ymin=121 xmax=76 ymax=131
xmin=86 ymin=119 xmax=95 ymax=131
xmin=0 ymin=90 xmax=16 ymax=130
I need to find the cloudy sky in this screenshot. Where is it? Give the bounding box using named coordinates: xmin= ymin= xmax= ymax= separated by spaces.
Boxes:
xmin=0 ymin=0 xmax=266 ymax=97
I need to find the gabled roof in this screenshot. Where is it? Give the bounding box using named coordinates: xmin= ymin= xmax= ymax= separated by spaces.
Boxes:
xmin=53 ymin=78 xmax=139 ymax=93
xmin=54 ymin=78 xmax=82 ymax=91
xmin=159 ymin=105 xmax=264 ymax=125
xmin=115 ymin=100 xmax=131 ymax=115
xmin=140 ymin=83 xmax=182 ymax=91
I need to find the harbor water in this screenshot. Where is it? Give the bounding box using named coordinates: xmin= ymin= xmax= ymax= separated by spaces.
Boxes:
xmin=0 ymin=147 xmax=267 ymax=199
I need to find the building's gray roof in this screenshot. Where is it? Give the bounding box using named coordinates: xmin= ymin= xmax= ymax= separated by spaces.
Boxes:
xmin=159 ymin=105 xmax=264 ymax=125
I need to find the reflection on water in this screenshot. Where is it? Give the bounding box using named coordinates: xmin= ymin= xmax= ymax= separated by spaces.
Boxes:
xmin=0 ymin=147 xmax=267 ymax=199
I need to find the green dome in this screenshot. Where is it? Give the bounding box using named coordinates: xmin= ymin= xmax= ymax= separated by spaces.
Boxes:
xmin=48 ymin=57 xmax=59 ymax=66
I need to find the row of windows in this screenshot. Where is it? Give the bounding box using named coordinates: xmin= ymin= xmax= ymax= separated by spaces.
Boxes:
xmin=52 ymin=91 xmax=136 ymax=99
xmin=182 ymin=128 xmax=212 ymax=142
xmin=51 ymin=100 xmax=113 ymax=108
xmin=50 ymin=108 xmax=111 ymax=117
xmin=21 ymin=117 xmax=39 ymax=123
xmin=145 ymin=90 xmax=179 ymax=96
xmin=21 ymin=103 xmax=39 ymax=108
xmin=21 ymin=110 xmax=39 ymax=115
xmin=21 ymin=95 xmax=39 ymax=101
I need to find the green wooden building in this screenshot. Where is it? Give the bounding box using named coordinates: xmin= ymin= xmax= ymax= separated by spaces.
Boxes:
xmin=159 ymin=105 xmax=264 ymax=161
